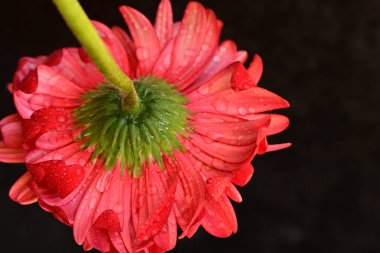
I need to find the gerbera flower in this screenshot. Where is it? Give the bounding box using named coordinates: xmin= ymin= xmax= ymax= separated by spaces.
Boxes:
xmin=0 ymin=0 xmax=290 ymax=252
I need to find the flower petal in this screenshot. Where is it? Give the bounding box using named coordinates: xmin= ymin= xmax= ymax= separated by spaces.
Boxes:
xmin=189 ymin=86 xmax=290 ymax=116
xmin=120 ymin=6 xmax=161 ymax=75
xmin=166 ymin=3 xmax=221 ymax=90
xmin=201 ymin=194 xmax=237 ymax=238
xmin=155 ymin=0 xmax=173 ymax=48
xmin=92 ymin=21 xmax=131 ymax=76
xmin=0 ymin=114 xmax=23 ymax=148
xmin=247 ymin=54 xmax=263 ymax=85
xmin=9 ymin=172 xmax=38 ymax=205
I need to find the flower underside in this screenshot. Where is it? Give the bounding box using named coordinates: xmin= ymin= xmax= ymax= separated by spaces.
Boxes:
xmin=74 ymin=76 xmax=190 ymax=177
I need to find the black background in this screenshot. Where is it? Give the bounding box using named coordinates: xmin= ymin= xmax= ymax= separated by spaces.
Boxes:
xmin=0 ymin=0 xmax=379 ymax=252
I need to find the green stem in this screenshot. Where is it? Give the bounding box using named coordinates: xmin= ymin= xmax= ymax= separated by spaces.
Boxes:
xmin=52 ymin=0 xmax=140 ymax=112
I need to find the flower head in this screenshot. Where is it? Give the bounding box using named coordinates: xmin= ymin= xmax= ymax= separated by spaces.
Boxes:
xmin=1 ymin=0 xmax=290 ymax=252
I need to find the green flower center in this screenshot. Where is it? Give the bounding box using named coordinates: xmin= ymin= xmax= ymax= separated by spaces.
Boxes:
xmin=73 ymin=76 xmax=190 ymax=177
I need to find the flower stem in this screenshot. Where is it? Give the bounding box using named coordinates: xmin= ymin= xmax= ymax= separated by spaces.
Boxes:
xmin=52 ymin=0 xmax=140 ymax=112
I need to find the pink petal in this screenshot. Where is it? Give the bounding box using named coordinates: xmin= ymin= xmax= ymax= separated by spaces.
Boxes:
xmin=0 ymin=142 xmax=25 ymax=163
xmin=120 ymin=6 xmax=161 ymax=75
xmin=151 ymin=39 xmax=174 ymax=78
xmin=189 ymin=86 xmax=290 ymax=116
xmin=133 ymin=164 xmax=178 ymax=242
xmin=180 ymin=138 xmax=244 ymax=171
xmin=35 ymin=65 xmax=84 ymax=98
xmin=153 ymin=210 xmax=177 ymax=251
xmin=188 ymin=40 xmax=239 ymax=90
xmin=201 ymin=194 xmax=237 ymax=238
xmin=231 ymin=163 xmax=254 ymax=187
xmin=35 ymin=129 xmax=74 ymax=150
xmin=172 ymin=153 xmax=206 ymax=238
xmin=13 ymin=56 xmax=46 ymax=92
xmin=231 ymin=62 xmax=256 ymax=91
xmin=27 ymin=160 xmax=85 ymax=199
xmin=92 ymin=21 xmax=131 ymax=76
xmin=112 ymin=26 xmax=139 ymax=78
xmin=9 ymin=172 xmax=38 ymax=205
xmin=0 ymin=114 xmax=23 ymax=148
xmin=247 ymin=54 xmax=263 ymax=85
xmin=46 ymin=48 xmax=102 ymax=89
xmin=155 ymin=0 xmax=173 ymax=48
xmin=189 ymin=133 xmax=257 ymax=164
xmin=186 ymin=62 xmax=239 ymax=101
xmin=266 ymin=143 xmax=292 ymax=152
xmin=167 ymin=4 xmax=221 ymax=90
xmin=192 ymin=114 xmax=271 ymax=146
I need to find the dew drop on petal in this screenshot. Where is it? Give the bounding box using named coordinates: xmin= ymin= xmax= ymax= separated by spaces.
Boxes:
xmin=248 ymin=107 xmax=256 ymax=113
xmin=215 ymin=97 xmax=228 ymax=112
xmin=198 ymin=86 xmax=209 ymax=95
xmin=149 ymin=185 xmax=158 ymax=195
xmin=238 ymin=107 xmax=247 ymax=115
xmin=213 ymin=55 xmax=222 ymax=62
xmin=89 ymin=197 xmax=97 ymax=210
xmin=57 ymin=115 xmax=67 ymax=123
xmin=136 ymin=47 xmax=149 ymax=60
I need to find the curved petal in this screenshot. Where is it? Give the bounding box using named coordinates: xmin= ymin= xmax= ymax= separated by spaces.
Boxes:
xmin=155 ymin=0 xmax=173 ymax=48
xmin=120 ymin=6 xmax=161 ymax=75
xmin=247 ymin=54 xmax=263 ymax=86
xmin=9 ymin=172 xmax=38 ymax=205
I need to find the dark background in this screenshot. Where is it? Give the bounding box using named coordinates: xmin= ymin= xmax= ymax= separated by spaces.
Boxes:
xmin=0 ymin=0 xmax=379 ymax=252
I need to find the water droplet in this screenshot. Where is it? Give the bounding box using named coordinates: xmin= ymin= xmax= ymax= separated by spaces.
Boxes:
xmin=75 ymin=168 xmax=83 ymax=176
xmin=57 ymin=115 xmax=66 ymax=123
xmin=149 ymin=185 xmax=158 ymax=195
xmin=194 ymin=160 xmax=203 ymax=172
xmin=248 ymin=107 xmax=256 ymax=113
xmin=114 ymin=203 xmax=123 ymax=213
xmin=220 ymin=46 xmax=227 ymax=53
xmin=215 ymin=97 xmax=228 ymax=112
xmin=96 ymin=172 xmax=111 ymax=192
xmin=89 ymin=197 xmax=97 ymax=210
xmin=79 ymin=158 xmax=87 ymax=166
xmin=208 ymin=209 xmax=216 ymax=218
xmin=136 ymin=47 xmax=149 ymax=60
xmin=238 ymin=107 xmax=247 ymax=115
xmin=202 ymin=44 xmax=210 ymax=51
xmin=213 ymin=55 xmax=221 ymax=62
xmin=198 ymin=86 xmax=209 ymax=95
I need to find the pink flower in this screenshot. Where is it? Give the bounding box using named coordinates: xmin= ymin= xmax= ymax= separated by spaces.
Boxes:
xmin=0 ymin=0 xmax=289 ymax=252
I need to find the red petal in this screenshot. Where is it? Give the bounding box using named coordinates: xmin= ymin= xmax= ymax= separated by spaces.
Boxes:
xmin=192 ymin=114 xmax=270 ymax=146
xmin=120 ymin=6 xmax=161 ymax=75
xmin=46 ymin=48 xmax=102 ymax=89
xmin=231 ymin=62 xmax=256 ymax=91
xmin=189 ymin=40 xmax=239 ymax=89
xmin=0 ymin=114 xmax=23 ymax=148
xmin=201 ymin=194 xmax=237 ymax=238
xmin=247 ymin=54 xmax=263 ymax=85
xmin=187 ymin=62 xmax=238 ymax=101
xmin=172 ymin=153 xmax=206 ymax=238
xmin=189 ymin=86 xmax=290 ymax=115
xmin=92 ymin=21 xmax=130 ymax=76
xmin=189 ymin=133 xmax=257 ymax=164
xmin=231 ymin=163 xmax=254 ymax=187
xmin=23 ymin=107 xmax=72 ymax=147
xmin=0 ymin=142 xmax=25 ymax=163
xmin=155 ymin=0 xmax=173 ymax=48
xmin=266 ymin=143 xmax=292 ymax=152
xmin=27 ymin=160 xmax=84 ymax=198
xmin=9 ymin=172 xmax=38 ymax=205
xmin=167 ymin=3 xmax=221 ymax=90
xmin=94 ymin=210 xmax=121 ymax=231
xmin=134 ymin=165 xmax=178 ymax=241
xmin=112 ymin=26 xmax=139 ymax=78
